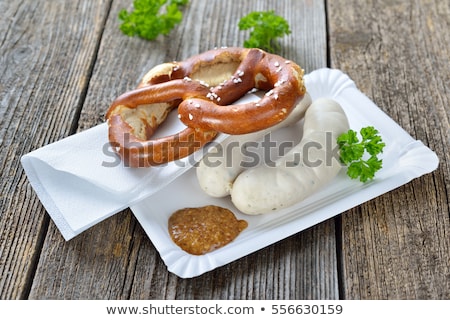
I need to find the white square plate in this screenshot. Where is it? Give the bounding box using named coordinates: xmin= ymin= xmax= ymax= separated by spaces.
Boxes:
xmin=131 ymin=68 xmax=439 ymax=278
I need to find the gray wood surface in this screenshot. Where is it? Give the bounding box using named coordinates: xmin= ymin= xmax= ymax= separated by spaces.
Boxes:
xmin=0 ymin=0 xmax=448 ymax=299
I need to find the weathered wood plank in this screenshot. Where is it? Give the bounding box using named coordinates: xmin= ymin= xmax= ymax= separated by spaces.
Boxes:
xmin=0 ymin=0 xmax=112 ymax=299
xmin=27 ymin=0 xmax=338 ymax=299
xmin=328 ymin=0 xmax=450 ymax=298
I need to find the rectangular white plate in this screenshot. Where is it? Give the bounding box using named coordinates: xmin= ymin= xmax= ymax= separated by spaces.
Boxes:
xmin=131 ymin=68 xmax=439 ymax=278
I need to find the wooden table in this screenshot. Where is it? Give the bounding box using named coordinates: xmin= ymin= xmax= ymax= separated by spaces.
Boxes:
xmin=1 ymin=0 xmax=449 ymax=299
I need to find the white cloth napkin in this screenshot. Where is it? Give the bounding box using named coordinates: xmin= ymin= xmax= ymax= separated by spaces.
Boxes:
xmin=21 ymin=94 xmax=259 ymax=240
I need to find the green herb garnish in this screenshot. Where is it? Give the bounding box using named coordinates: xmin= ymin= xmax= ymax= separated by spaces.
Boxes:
xmin=337 ymin=126 xmax=386 ymax=182
xmin=118 ymin=0 xmax=189 ymax=41
xmin=238 ymin=10 xmax=291 ymax=53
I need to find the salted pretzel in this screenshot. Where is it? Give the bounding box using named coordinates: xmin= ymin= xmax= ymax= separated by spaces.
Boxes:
xmin=106 ymin=47 xmax=306 ymax=167
xmin=106 ymin=80 xmax=217 ymax=167
xmin=177 ymin=48 xmax=306 ymax=134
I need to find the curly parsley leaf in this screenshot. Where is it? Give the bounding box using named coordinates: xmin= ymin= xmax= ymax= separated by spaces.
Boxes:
xmin=118 ymin=0 xmax=189 ymax=41
xmin=238 ymin=10 xmax=291 ymax=53
xmin=337 ymin=126 xmax=386 ymax=182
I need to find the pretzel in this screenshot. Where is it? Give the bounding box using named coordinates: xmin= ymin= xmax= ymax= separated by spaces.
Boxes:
xmin=106 ymin=47 xmax=306 ymax=167
xmin=178 ymin=47 xmax=307 ymax=134
xmin=106 ymin=80 xmax=217 ymax=167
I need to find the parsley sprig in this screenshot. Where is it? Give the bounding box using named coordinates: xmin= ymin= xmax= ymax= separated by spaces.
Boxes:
xmin=337 ymin=126 xmax=386 ymax=182
xmin=238 ymin=10 xmax=291 ymax=53
xmin=118 ymin=0 xmax=189 ymax=41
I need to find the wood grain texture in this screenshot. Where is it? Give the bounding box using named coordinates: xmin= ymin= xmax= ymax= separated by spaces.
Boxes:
xmin=19 ymin=0 xmax=338 ymax=299
xmin=0 ymin=0 xmax=112 ymax=299
xmin=328 ymin=0 xmax=450 ymax=299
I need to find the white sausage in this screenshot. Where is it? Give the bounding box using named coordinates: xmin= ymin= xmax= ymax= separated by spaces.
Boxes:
xmin=196 ymin=93 xmax=312 ymax=197
xmin=230 ymin=98 xmax=349 ymax=214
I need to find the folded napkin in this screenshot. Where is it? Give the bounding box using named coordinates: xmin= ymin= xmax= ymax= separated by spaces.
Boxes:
xmin=21 ymin=94 xmax=259 ymax=240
